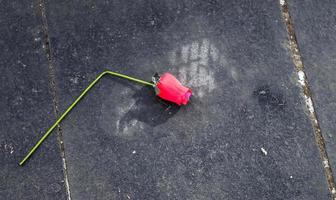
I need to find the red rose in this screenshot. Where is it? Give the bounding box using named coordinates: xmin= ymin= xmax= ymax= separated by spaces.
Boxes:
xmin=155 ymin=73 xmax=192 ymax=105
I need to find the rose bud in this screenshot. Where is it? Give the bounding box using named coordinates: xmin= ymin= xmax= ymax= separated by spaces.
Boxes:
xmin=155 ymin=73 xmax=192 ymax=105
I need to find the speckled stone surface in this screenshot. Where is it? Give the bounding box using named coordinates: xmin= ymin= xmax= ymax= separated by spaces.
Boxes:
xmin=288 ymin=0 xmax=336 ymax=180
xmin=1 ymin=0 xmax=333 ymax=199
xmin=44 ymin=0 xmax=329 ymax=199
xmin=0 ymin=1 xmax=66 ymax=199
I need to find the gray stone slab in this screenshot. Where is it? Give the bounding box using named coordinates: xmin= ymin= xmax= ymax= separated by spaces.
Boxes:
xmin=0 ymin=1 xmax=66 ymax=199
xmin=288 ymin=0 xmax=336 ymax=179
xmin=47 ymin=0 xmax=329 ymax=199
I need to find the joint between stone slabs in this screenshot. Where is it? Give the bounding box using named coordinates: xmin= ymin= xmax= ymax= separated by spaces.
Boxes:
xmin=35 ymin=0 xmax=72 ymax=199
xmin=279 ymin=0 xmax=336 ymax=199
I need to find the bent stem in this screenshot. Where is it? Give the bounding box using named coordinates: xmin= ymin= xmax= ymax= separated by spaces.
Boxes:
xmin=19 ymin=70 xmax=154 ymax=166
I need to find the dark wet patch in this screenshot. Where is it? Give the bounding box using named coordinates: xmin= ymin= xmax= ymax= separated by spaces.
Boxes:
xmin=253 ymin=85 xmax=286 ymax=110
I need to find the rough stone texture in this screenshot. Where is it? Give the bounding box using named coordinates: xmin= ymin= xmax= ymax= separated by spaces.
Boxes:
xmin=288 ymin=0 xmax=336 ymax=179
xmin=0 ymin=1 xmax=67 ymax=200
xmin=45 ymin=0 xmax=329 ymax=199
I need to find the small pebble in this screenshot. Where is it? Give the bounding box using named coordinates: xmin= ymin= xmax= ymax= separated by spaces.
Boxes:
xmin=261 ymin=147 xmax=268 ymax=156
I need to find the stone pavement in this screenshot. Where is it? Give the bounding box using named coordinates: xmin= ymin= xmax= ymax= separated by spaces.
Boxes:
xmin=0 ymin=1 xmax=66 ymax=199
xmin=288 ymin=0 xmax=336 ymax=185
xmin=1 ymin=0 xmax=335 ymax=199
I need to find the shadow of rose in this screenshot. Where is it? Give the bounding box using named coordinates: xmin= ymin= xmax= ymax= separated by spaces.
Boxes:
xmin=118 ymin=86 xmax=181 ymax=131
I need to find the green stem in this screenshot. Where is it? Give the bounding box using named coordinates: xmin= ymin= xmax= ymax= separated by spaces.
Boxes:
xmin=19 ymin=70 xmax=154 ymax=166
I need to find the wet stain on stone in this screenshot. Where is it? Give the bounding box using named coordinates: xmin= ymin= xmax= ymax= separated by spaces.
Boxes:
xmin=253 ymin=85 xmax=286 ymax=110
